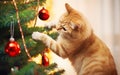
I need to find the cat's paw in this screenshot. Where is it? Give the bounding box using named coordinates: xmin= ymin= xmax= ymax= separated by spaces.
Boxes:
xmin=32 ymin=32 xmax=43 ymax=40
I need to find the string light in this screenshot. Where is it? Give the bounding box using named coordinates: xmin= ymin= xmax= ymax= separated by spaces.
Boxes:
xmin=12 ymin=0 xmax=31 ymax=59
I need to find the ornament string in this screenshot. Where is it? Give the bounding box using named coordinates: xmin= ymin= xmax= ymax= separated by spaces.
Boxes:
xmin=12 ymin=0 xmax=31 ymax=59
xmin=10 ymin=18 xmax=14 ymax=39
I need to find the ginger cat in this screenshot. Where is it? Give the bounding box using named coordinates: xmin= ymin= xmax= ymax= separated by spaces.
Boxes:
xmin=32 ymin=3 xmax=117 ymax=75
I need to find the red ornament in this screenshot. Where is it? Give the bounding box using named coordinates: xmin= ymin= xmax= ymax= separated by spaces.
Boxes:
xmin=5 ymin=38 xmax=21 ymax=57
xmin=38 ymin=7 xmax=49 ymax=20
xmin=42 ymin=52 xmax=49 ymax=66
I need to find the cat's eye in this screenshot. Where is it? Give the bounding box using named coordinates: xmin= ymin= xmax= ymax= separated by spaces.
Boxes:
xmin=56 ymin=25 xmax=66 ymax=31
xmin=62 ymin=26 xmax=66 ymax=31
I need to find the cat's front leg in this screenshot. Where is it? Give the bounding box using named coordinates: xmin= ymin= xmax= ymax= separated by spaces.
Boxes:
xmin=32 ymin=31 xmax=53 ymax=47
xmin=32 ymin=32 xmax=46 ymax=41
xmin=32 ymin=32 xmax=67 ymax=58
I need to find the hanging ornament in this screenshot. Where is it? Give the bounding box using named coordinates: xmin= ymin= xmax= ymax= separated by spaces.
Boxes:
xmin=38 ymin=7 xmax=50 ymax=20
xmin=5 ymin=18 xmax=21 ymax=57
xmin=42 ymin=48 xmax=49 ymax=66
xmin=5 ymin=39 xmax=21 ymax=57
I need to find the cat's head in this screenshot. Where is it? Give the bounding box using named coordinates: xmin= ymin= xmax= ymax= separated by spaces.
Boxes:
xmin=56 ymin=3 xmax=92 ymax=40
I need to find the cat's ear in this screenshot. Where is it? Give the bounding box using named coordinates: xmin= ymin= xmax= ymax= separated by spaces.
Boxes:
xmin=65 ymin=3 xmax=73 ymax=14
xmin=70 ymin=22 xmax=81 ymax=30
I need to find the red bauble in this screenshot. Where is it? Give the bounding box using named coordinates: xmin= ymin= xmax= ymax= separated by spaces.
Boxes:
xmin=5 ymin=40 xmax=21 ymax=57
xmin=42 ymin=52 xmax=49 ymax=66
xmin=38 ymin=7 xmax=49 ymax=20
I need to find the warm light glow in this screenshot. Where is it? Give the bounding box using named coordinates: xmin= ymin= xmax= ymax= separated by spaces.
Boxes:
xmin=30 ymin=54 xmax=42 ymax=64
xmin=44 ymin=0 xmax=53 ymax=12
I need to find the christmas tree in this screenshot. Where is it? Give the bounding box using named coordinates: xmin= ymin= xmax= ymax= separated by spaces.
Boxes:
xmin=0 ymin=0 xmax=64 ymax=75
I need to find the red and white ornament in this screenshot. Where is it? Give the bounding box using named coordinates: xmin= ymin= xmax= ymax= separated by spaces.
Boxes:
xmin=38 ymin=7 xmax=50 ymax=20
xmin=5 ymin=37 xmax=21 ymax=57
